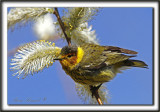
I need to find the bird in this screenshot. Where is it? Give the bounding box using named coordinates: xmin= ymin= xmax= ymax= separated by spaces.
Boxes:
xmin=10 ymin=40 xmax=148 ymax=104
xmin=54 ymin=43 xmax=148 ymax=87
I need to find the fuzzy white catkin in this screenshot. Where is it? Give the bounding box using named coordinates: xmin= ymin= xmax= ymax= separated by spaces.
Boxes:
xmin=62 ymin=8 xmax=99 ymax=45
xmin=7 ymin=8 xmax=50 ymax=30
xmin=10 ymin=40 xmax=61 ymax=79
xmin=71 ymin=22 xmax=99 ymax=45
xmin=63 ymin=7 xmax=99 ymax=29
xmin=75 ymin=83 xmax=109 ymax=104
xmin=33 ymin=14 xmax=57 ymax=40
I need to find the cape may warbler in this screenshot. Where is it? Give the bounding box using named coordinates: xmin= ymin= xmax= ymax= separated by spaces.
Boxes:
xmin=55 ymin=43 xmax=148 ymax=86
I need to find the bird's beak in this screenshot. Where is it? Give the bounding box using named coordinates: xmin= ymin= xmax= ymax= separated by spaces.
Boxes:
xmin=54 ymin=56 xmax=65 ymax=61
xmin=54 ymin=58 xmax=64 ymax=60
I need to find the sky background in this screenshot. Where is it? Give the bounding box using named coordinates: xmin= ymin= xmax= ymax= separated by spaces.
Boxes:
xmin=7 ymin=7 xmax=153 ymax=104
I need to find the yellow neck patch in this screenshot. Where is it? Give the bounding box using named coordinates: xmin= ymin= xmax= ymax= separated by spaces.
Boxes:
xmin=76 ymin=47 xmax=84 ymax=65
xmin=60 ymin=47 xmax=84 ymax=70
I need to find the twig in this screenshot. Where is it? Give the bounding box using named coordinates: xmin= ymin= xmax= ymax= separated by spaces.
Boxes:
xmin=90 ymin=84 xmax=103 ymax=105
xmin=94 ymin=89 xmax=103 ymax=105
xmin=53 ymin=8 xmax=71 ymax=46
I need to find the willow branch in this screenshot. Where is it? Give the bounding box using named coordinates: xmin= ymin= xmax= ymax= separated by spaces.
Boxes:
xmin=53 ymin=8 xmax=71 ymax=46
xmin=94 ymin=89 xmax=103 ymax=105
xmin=90 ymin=84 xmax=103 ymax=105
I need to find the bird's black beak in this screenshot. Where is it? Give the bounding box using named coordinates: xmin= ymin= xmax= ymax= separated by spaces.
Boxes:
xmin=54 ymin=56 xmax=65 ymax=61
xmin=54 ymin=58 xmax=64 ymax=60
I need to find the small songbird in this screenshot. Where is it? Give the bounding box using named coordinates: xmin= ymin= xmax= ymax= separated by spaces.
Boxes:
xmin=10 ymin=40 xmax=148 ymax=104
xmin=54 ymin=43 xmax=148 ymax=86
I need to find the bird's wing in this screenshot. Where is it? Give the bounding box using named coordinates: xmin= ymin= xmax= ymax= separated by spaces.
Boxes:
xmin=77 ymin=44 xmax=137 ymax=70
xmin=103 ymin=45 xmax=137 ymax=65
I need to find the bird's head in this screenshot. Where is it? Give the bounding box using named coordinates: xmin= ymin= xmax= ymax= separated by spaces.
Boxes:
xmin=54 ymin=45 xmax=84 ymax=69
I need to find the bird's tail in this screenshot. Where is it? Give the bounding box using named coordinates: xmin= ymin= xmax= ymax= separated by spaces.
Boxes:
xmin=113 ymin=59 xmax=148 ymax=73
xmin=123 ymin=59 xmax=148 ymax=68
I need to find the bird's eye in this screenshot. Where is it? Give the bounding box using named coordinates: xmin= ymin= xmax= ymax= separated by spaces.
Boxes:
xmin=67 ymin=55 xmax=73 ymax=58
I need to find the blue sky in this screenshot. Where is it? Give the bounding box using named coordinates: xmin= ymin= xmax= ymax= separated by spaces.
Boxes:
xmin=7 ymin=8 xmax=153 ymax=104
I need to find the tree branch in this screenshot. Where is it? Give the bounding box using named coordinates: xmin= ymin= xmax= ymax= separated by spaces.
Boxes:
xmin=90 ymin=84 xmax=103 ymax=105
xmin=53 ymin=8 xmax=71 ymax=46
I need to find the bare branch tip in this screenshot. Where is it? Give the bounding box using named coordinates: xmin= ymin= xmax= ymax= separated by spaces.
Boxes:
xmin=53 ymin=7 xmax=72 ymax=46
xmin=90 ymin=84 xmax=103 ymax=105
